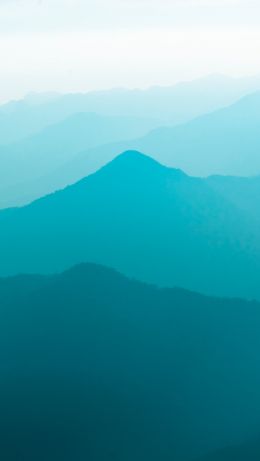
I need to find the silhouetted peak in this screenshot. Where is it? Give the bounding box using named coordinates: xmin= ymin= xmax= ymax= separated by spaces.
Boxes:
xmin=55 ymin=263 xmax=139 ymax=296
xmin=62 ymin=262 xmax=121 ymax=280
xmin=98 ymin=150 xmax=186 ymax=180
xmin=114 ymin=150 xmax=163 ymax=167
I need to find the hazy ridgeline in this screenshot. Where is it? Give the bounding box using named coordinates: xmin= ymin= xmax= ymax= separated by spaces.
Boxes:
xmin=0 ymin=79 xmax=260 ymax=209
xmin=0 ymin=77 xmax=260 ymax=460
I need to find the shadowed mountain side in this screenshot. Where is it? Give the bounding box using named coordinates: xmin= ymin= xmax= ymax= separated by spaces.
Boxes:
xmin=1 ymin=263 xmax=260 ymax=460
xmin=0 ymin=151 xmax=260 ymax=299
xmin=196 ymin=437 xmax=260 ymax=461
xmin=206 ymin=175 xmax=260 ymax=223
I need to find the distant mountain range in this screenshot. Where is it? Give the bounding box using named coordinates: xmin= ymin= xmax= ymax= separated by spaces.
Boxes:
xmin=1 ymin=74 xmax=259 ymax=144
xmin=0 ymin=151 xmax=260 ymax=300
xmin=0 ymin=262 xmax=260 ymax=460
xmin=135 ymin=91 xmax=260 ymax=176
xmin=0 ymin=112 xmax=159 ymax=208
xmin=56 ymin=90 xmax=260 ymax=188
xmin=0 ymin=85 xmax=260 ymax=208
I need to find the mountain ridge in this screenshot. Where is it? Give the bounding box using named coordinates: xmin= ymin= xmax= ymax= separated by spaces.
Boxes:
xmin=0 ymin=261 xmax=260 ymax=460
xmin=0 ymin=150 xmax=259 ymax=300
xmin=17 ymin=89 xmax=259 ymax=208
xmin=1 ymin=89 xmax=260 ymax=209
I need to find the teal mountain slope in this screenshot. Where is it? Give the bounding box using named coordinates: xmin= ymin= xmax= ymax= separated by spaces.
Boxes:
xmin=206 ymin=175 xmax=260 ymax=222
xmin=196 ymin=437 xmax=260 ymax=461
xmin=0 ymin=263 xmax=260 ymax=460
xmin=0 ymin=151 xmax=260 ymax=299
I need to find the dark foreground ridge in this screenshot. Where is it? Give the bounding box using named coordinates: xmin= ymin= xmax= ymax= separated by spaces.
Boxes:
xmin=0 ymin=262 xmax=260 ymax=460
xmin=196 ymin=437 xmax=260 ymax=461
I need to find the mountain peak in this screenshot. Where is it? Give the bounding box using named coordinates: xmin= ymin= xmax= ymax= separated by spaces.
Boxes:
xmin=102 ymin=150 xmax=169 ymax=174
xmin=110 ymin=150 xmax=187 ymax=179
xmin=116 ymin=149 xmax=161 ymax=164
xmin=90 ymin=150 xmax=169 ymax=178
xmin=92 ymin=150 xmax=188 ymax=184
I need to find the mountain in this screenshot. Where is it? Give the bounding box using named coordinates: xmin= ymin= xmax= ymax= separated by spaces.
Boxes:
xmin=133 ymin=91 xmax=260 ymax=176
xmin=28 ymin=90 xmax=260 ymax=202
xmin=0 ymin=150 xmax=260 ymax=299
xmin=1 ymin=262 xmax=260 ymax=460
xmin=0 ymin=80 xmax=260 ymax=209
xmin=0 ymin=112 xmax=159 ymax=208
xmin=0 ymin=74 xmax=259 ymax=145
xmin=206 ymin=175 xmax=260 ymax=222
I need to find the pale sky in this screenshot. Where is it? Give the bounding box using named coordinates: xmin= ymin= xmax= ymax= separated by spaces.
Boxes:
xmin=0 ymin=0 xmax=259 ymax=102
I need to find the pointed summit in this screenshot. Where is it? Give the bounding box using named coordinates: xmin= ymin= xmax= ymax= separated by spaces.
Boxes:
xmin=89 ymin=150 xmax=168 ymax=185
xmin=96 ymin=150 xmax=185 ymax=182
xmin=106 ymin=150 xmax=166 ymax=170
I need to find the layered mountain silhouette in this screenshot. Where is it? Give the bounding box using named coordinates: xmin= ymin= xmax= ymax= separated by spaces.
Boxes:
xmin=1 ymin=74 xmax=259 ymax=145
xmin=56 ymin=91 xmax=260 ymax=188
xmin=1 ymin=262 xmax=260 ymax=460
xmin=1 ymin=89 xmax=260 ymax=208
xmin=134 ymin=91 xmax=260 ymax=176
xmin=0 ymin=151 xmax=260 ymax=299
xmin=0 ymin=112 xmax=159 ymax=208
xmin=17 ymin=90 xmax=259 ymax=207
